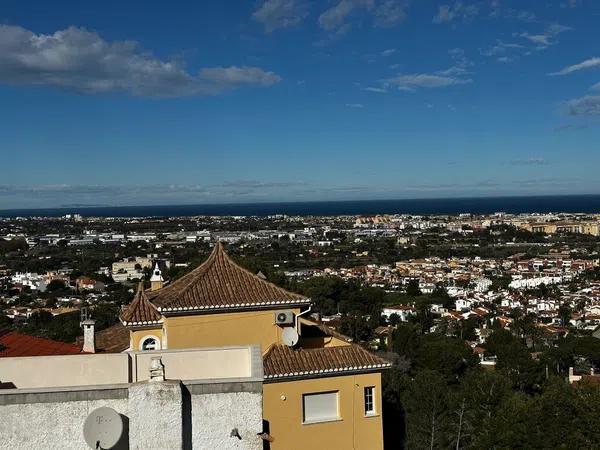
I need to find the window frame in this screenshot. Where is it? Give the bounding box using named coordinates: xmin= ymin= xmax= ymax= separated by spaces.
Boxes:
xmin=364 ymin=386 xmax=376 ymax=416
xmin=139 ymin=335 xmax=161 ymax=351
xmin=302 ymin=390 xmax=341 ymax=425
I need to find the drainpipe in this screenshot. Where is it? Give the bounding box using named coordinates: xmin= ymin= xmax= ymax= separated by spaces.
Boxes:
xmin=295 ymin=304 xmax=312 ymax=334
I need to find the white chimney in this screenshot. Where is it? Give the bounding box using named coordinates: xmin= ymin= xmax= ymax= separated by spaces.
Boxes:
xmin=81 ymin=319 xmax=96 ymax=353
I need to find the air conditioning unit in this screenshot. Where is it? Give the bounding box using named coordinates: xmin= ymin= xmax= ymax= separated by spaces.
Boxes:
xmin=275 ymin=310 xmax=294 ymax=326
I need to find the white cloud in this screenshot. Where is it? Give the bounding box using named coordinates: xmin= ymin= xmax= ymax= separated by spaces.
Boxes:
xmin=518 ymin=24 xmax=571 ymax=49
xmin=519 ymin=33 xmax=551 ymax=47
xmin=482 ymin=24 xmax=570 ymax=63
xmin=252 ymin=0 xmax=308 ymax=32
xmin=383 ymin=73 xmax=472 ymax=91
xmin=345 ymin=103 xmax=365 ymax=108
xmin=561 ymin=0 xmax=581 ymax=7
xmin=381 ymin=48 xmax=396 ymax=57
xmin=372 ymin=0 xmax=410 ymax=27
xmin=363 ymin=86 xmax=387 ymax=93
xmin=433 ymin=1 xmax=479 ymax=24
xmin=375 ymin=49 xmax=473 ymax=92
xmin=481 ymin=40 xmax=525 ymax=57
xmin=514 ymin=10 xmax=536 ymax=22
xmin=199 ymin=66 xmax=281 ymax=88
xmin=0 ymin=25 xmax=281 ymax=97
xmin=510 ymin=157 xmax=547 ymax=166
xmin=564 ymin=95 xmax=600 ymax=116
xmin=441 ymin=48 xmax=473 ymax=75
xmin=550 ymin=57 xmax=600 ymax=76
xmin=318 ymin=0 xmax=408 ymax=34
xmin=319 ymin=0 xmax=374 ymax=31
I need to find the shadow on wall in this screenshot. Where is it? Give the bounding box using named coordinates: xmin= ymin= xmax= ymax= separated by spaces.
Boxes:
xmin=183 ymin=385 xmax=192 ymax=450
xmin=113 ymin=414 xmax=129 ymax=450
xmin=262 ymin=419 xmax=271 ymax=450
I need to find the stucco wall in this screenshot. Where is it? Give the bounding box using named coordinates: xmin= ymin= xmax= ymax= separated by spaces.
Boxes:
xmin=190 ymin=389 xmax=263 ymax=450
xmin=131 ymin=347 xmax=253 ymax=382
xmin=0 ymin=353 xmax=129 ymax=389
xmin=130 ymin=326 xmax=163 ymax=351
xmin=0 ymin=380 xmax=263 ymax=450
xmin=0 ymin=346 xmax=259 ymax=389
xmin=129 ymin=381 xmax=183 ymax=450
xmin=263 ymin=372 xmax=384 ymax=450
xmin=164 ymin=308 xmax=301 ymax=352
xmin=0 ymin=389 xmax=129 ymax=450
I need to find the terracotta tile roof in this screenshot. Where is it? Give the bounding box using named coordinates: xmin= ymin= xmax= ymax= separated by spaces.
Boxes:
xmin=263 ymin=344 xmax=391 ymax=381
xmin=120 ymin=282 xmax=163 ymax=326
xmin=95 ymin=322 xmax=130 ymax=353
xmin=0 ymin=330 xmax=82 ymax=357
xmin=148 ymin=243 xmax=309 ymax=312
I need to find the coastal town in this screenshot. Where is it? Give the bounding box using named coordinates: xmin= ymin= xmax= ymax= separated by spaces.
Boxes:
xmin=2 ymin=211 xmax=600 ymax=356
xmin=4 ymin=0 xmax=600 ymax=446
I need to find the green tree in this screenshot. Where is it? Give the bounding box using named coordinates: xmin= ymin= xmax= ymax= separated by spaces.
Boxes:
xmin=46 ymin=279 xmax=67 ymax=292
xmin=0 ymin=314 xmax=13 ymax=330
xmin=415 ymin=335 xmax=478 ymax=382
xmin=485 ymin=329 xmax=543 ymax=393
xmin=392 ymin=324 xmax=420 ymax=360
xmin=26 ymin=310 xmax=53 ymax=330
xmin=558 ymin=304 xmax=572 ymax=327
xmin=456 ymin=369 xmax=512 ymax=448
xmin=406 ymin=279 xmax=422 ymax=296
xmin=413 ymin=297 xmax=434 ymax=333
xmin=339 ymin=313 xmax=373 ymax=342
xmin=47 ymin=311 xmax=81 ymax=343
xmin=403 ymin=370 xmax=452 ymax=450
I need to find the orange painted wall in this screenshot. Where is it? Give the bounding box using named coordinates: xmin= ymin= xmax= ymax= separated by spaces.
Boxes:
xmin=263 ymin=372 xmax=384 ymax=450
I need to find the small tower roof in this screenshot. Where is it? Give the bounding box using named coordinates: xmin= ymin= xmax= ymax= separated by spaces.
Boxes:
xmin=150 ymin=262 xmax=164 ymax=282
xmin=120 ymin=282 xmax=163 ymax=327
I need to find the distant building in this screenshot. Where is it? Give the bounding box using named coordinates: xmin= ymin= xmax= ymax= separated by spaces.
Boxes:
xmin=111 ymin=256 xmax=153 ymax=282
xmin=75 ymin=276 xmax=104 ymax=292
xmin=382 ymin=304 xmax=417 ymax=322
xmin=519 ymin=221 xmax=600 ymax=236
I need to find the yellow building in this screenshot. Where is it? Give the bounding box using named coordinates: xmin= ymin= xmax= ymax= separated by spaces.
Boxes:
xmin=519 ymin=221 xmax=600 ymax=236
xmin=120 ymin=243 xmax=390 ymax=449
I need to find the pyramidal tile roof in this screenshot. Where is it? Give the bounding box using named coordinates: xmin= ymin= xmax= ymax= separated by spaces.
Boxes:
xmin=120 ymin=282 xmax=163 ymax=326
xmin=146 ymin=242 xmax=310 ymax=313
xmin=263 ymin=344 xmax=391 ymax=381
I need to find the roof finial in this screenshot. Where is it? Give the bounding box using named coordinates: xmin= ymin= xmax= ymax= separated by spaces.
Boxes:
xmin=150 ymin=263 xmax=164 ymax=291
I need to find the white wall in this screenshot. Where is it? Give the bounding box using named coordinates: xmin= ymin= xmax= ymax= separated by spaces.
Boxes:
xmin=0 ymin=396 xmax=129 ymax=450
xmin=191 ymin=391 xmax=263 ymax=450
xmin=0 ymin=381 xmax=263 ymax=450
xmin=0 ymin=353 xmax=129 ymax=389
xmin=0 ymin=346 xmax=258 ymax=389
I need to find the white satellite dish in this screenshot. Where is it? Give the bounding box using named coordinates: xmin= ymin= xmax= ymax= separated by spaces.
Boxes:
xmin=83 ymin=406 xmax=124 ymax=450
xmin=282 ymin=327 xmax=299 ymax=347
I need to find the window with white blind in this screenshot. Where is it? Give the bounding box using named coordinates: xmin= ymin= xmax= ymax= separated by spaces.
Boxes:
xmin=302 ymin=391 xmax=340 ymax=424
xmin=364 ymin=386 xmax=376 ymax=415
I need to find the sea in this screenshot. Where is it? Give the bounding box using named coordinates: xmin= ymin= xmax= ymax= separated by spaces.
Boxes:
xmin=1 ymin=195 xmax=600 ymax=218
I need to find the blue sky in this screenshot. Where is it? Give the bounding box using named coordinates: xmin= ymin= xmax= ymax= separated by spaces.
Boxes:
xmin=1 ymin=0 xmax=600 ymax=208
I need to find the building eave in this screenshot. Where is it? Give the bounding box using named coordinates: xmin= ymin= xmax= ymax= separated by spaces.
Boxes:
xmin=119 ymin=318 xmax=164 ymax=329
xmin=263 ymin=363 xmax=392 ymax=383
xmin=158 ymin=298 xmax=312 ymax=314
